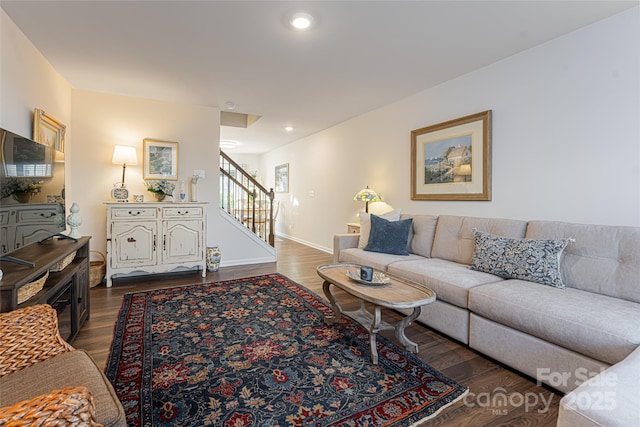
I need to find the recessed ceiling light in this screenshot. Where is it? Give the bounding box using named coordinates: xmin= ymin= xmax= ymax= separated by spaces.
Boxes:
xmin=284 ymin=126 xmax=295 ymax=132
xmin=289 ymin=12 xmax=313 ymax=30
xmin=220 ymin=140 xmax=238 ymax=149
xmin=225 ymin=101 xmax=237 ymax=110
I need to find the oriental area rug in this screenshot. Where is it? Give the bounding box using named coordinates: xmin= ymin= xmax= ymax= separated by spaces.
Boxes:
xmin=105 ymin=274 xmax=467 ymax=426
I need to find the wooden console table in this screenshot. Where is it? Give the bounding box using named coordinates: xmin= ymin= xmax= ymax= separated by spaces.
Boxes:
xmin=0 ymin=236 xmax=91 ymax=342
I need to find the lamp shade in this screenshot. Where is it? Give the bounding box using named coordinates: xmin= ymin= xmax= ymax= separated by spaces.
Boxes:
xmin=458 ymin=164 xmax=471 ymax=176
xmin=353 ymin=186 xmax=381 ymax=203
xmin=112 ymin=145 xmax=138 ymax=165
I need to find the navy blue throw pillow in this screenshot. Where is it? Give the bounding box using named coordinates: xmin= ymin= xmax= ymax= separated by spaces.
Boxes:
xmin=364 ymin=214 xmax=413 ymax=256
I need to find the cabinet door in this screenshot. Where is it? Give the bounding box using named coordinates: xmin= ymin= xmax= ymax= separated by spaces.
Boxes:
xmin=111 ymin=221 xmax=157 ymax=268
xmin=15 ymin=225 xmax=59 ymax=248
xmin=75 ymin=258 xmax=90 ymax=330
xmin=0 ymin=227 xmax=9 ymax=254
xmin=163 ymin=220 xmax=202 ymax=264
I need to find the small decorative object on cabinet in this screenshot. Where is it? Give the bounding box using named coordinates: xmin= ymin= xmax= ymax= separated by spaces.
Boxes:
xmin=66 ymin=202 xmax=82 ymax=239
xmin=105 ymin=202 xmax=207 ymax=287
xmin=110 ymin=145 xmax=137 ymax=202
xmin=190 ymin=175 xmax=200 ymax=202
xmin=144 ymin=179 xmax=175 ymax=202
xmin=206 ymin=246 xmax=221 ymax=272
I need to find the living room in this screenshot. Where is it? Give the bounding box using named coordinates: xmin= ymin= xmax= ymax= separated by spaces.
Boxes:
xmin=1 ymin=2 xmax=639 ymax=426
xmin=1 ymin=4 xmax=638 ymax=266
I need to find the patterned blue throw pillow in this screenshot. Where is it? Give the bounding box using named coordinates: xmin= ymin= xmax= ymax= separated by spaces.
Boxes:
xmin=470 ymin=229 xmax=573 ymax=288
xmin=364 ymin=214 xmax=413 ymax=256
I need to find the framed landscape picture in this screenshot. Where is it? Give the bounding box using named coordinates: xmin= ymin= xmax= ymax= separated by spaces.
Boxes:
xmin=143 ymin=139 xmax=178 ymax=180
xmin=411 ymin=110 xmax=492 ymax=201
xmin=33 ymin=108 xmax=66 ymax=152
xmin=275 ymin=163 xmax=289 ymax=193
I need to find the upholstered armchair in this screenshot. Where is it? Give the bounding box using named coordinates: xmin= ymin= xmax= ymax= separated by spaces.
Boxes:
xmin=0 ymin=305 xmax=105 ymax=426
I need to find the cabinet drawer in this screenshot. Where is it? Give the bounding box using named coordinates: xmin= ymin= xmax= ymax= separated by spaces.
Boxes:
xmin=162 ymin=207 xmax=203 ymax=219
xmin=111 ymin=207 xmax=157 ymax=219
xmin=17 ymin=208 xmax=60 ymax=224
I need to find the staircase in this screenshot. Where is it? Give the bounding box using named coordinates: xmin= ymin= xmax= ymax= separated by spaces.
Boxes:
xmin=219 ymin=151 xmax=275 ymax=246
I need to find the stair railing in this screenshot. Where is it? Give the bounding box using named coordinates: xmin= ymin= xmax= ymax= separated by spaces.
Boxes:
xmin=220 ymin=151 xmax=275 ymax=246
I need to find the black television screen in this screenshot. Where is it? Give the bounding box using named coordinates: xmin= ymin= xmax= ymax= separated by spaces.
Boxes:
xmin=1 ymin=128 xmax=53 ymax=177
xmin=0 ymin=128 xmax=65 ymax=255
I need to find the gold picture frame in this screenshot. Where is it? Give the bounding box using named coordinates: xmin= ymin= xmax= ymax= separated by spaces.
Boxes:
xmin=143 ymin=139 xmax=178 ymax=180
xmin=411 ymin=110 xmax=492 ymax=201
xmin=33 ymin=108 xmax=66 ymax=152
xmin=275 ymin=163 xmax=289 ymax=193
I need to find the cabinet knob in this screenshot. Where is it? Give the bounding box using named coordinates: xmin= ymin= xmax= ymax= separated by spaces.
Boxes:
xmin=128 ymin=211 xmax=142 ymax=216
xmin=178 ymin=210 xmax=189 ymax=215
xmin=127 ymin=237 xmax=136 ymax=243
xmin=40 ymin=212 xmax=57 ymax=218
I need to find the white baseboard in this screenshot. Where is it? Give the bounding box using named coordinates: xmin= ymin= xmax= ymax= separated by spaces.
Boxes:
xmin=220 ymin=256 xmax=276 ymax=268
xmin=276 ymin=233 xmax=332 ymax=254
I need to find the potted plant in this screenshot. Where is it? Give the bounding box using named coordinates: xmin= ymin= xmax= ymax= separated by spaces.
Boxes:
xmin=144 ymin=179 xmax=175 ymax=202
xmin=0 ymin=178 xmax=43 ymax=203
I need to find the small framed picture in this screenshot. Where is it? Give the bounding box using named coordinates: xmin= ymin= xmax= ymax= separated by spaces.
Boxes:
xmin=33 ymin=108 xmax=66 ymax=152
xmin=143 ymin=139 xmax=178 ymax=180
xmin=275 ymin=163 xmax=289 ymax=193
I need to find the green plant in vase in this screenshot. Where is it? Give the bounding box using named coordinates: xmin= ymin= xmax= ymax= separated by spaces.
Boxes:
xmin=144 ymin=179 xmax=175 ymax=201
xmin=0 ymin=178 xmax=43 ymax=203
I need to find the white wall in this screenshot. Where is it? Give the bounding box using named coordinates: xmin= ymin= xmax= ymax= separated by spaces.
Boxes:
xmin=2 ymin=8 xmax=275 ymax=267
xmin=0 ymin=11 xmax=72 ymax=137
xmin=70 ymin=90 xmax=275 ymax=265
xmin=1 ymin=9 xmax=72 ymax=208
xmin=262 ymin=7 xmax=640 ymax=252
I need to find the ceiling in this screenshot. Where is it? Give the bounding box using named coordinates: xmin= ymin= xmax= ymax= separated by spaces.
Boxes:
xmin=2 ymin=1 xmax=636 ymax=154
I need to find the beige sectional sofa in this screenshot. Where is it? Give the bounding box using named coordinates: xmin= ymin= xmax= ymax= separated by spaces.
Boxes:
xmin=334 ymin=214 xmax=640 ymax=425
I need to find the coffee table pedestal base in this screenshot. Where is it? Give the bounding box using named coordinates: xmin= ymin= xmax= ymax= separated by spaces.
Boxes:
xmin=323 ymin=281 xmax=421 ymax=364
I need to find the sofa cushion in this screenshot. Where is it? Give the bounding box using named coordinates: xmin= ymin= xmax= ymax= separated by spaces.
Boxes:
xmin=526 ymin=221 xmax=640 ymax=304
xmin=388 ymin=258 xmax=504 ymax=308
xmin=557 ymin=345 xmax=640 ymax=427
xmin=0 ymin=350 xmax=126 ymax=427
xmin=468 ymin=280 xmax=640 ymax=365
xmin=364 ymin=215 xmax=413 ymax=255
xmin=357 ymin=209 xmax=401 ymax=249
xmin=470 ymin=230 xmax=572 ymax=288
xmin=338 ymin=248 xmax=424 ymax=271
xmin=400 ymin=214 xmax=438 ymax=258
xmin=431 ymin=215 xmax=528 ymax=265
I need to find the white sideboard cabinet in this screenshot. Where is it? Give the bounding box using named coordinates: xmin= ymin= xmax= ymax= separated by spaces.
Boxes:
xmin=105 ymin=202 xmax=207 ymax=287
xmin=1 ymin=203 xmax=65 ymax=254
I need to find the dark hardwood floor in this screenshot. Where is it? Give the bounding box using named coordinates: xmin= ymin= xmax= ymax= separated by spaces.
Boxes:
xmin=73 ymin=238 xmax=561 ymax=426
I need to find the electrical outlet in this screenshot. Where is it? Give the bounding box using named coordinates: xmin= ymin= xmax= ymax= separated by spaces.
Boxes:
xmin=194 ymin=170 xmax=205 ymax=179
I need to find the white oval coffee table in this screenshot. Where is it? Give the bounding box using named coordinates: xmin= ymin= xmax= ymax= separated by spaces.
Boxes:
xmin=317 ymin=263 xmax=436 ymax=364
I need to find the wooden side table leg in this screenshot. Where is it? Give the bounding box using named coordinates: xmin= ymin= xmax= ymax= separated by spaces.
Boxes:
xmin=395 ymin=306 xmax=421 ymax=354
xmin=322 ymin=281 xmax=342 ymax=325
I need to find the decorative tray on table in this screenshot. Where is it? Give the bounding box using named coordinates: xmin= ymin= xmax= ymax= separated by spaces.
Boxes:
xmin=346 ymin=269 xmax=391 ymax=286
